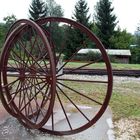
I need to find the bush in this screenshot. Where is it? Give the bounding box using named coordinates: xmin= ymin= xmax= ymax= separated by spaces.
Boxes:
xmin=86 ymin=51 xmax=101 ymax=61
xmin=70 ymin=51 xmax=102 ymax=61
xmin=130 ymin=47 xmax=140 ymax=64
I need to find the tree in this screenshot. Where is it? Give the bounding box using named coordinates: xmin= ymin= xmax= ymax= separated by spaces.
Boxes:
xmin=64 ymin=0 xmax=91 ymax=59
xmin=131 ymin=47 xmax=140 ymax=63
xmin=110 ymin=28 xmax=134 ymax=49
xmin=1 ymin=14 xmax=17 ymax=48
xmin=3 ymin=14 xmax=17 ymax=28
xmin=42 ymin=0 xmax=64 ymax=53
xmin=134 ymin=25 xmax=140 ymax=46
xmin=0 ymin=23 xmax=7 ymax=50
xmin=72 ymin=0 xmax=91 ymax=28
xmin=29 ymin=0 xmax=46 ymax=20
xmin=95 ymin=0 xmax=117 ymax=49
xmin=130 ymin=26 xmax=140 ymax=63
xmin=45 ymin=0 xmax=64 ymax=17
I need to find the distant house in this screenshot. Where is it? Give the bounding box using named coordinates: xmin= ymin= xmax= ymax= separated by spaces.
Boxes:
xmin=78 ymin=49 xmax=131 ymax=63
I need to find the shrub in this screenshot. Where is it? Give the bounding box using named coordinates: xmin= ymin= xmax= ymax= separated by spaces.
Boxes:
xmin=68 ymin=51 xmax=102 ymax=61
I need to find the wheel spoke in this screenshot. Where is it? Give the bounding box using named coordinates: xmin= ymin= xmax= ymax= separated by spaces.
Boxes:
xmin=57 ymin=84 xmax=90 ymax=122
xmin=56 ymin=90 xmax=72 ymax=130
xmin=10 ymin=50 xmax=36 ymax=72
xmin=26 ymin=78 xmax=49 ymax=98
xmin=24 ymin=78 xmax=37 ymax=122
xmin=10 ymin=80 xmax=46 ymax=96
xmin=8 ymin=80 xmax=21 ymax=105
xmin=19 ymin=82 xmax=48 ymax=112
xmin=19 ymin=43 xmax=47 ymax=73
xmin=57 ymin=81 xmax=102 ymax=105
xmin=2 ymin=78 xmax=20 ymax=89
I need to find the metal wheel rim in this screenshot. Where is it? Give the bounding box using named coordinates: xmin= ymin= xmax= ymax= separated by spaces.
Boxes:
xmin=0 ymin=19 xmax=56 ymax=129
xmin=36 ymin=17 xmax=113 ymax=135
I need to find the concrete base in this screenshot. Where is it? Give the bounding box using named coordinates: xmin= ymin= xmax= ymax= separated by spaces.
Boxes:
xmin=0 ymin=104 xmax=114 ymax=140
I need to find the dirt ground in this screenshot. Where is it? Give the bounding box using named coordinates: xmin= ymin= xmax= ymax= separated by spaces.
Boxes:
xmin=114 ymin=118 xmax=140 ymax=140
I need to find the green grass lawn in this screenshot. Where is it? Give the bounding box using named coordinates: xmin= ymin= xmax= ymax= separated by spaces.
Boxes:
xmin=65 ymin=62 xmax=140 ymax=70
xmin=110 ymin=80 xmax=140 ymax=120
xmin=111 ymin=63 xmax=140 ymax=70
xmin=8 ymin=58 xmax=140 ymax=70
xmin=6 ymin=74 xmax=140 ymax=120
xmin=57 ymin=75 xmax=140 ymax=121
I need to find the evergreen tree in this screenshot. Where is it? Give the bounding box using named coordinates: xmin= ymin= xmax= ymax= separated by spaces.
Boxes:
xmin=95 ymin=0 xmax=117 ymax=49
xmin=43 ymin=0 xmax=63 ymax=53
xmin=29 ymin=0 xmax=46 ymax=20
xmin=72 ymin=0 xmax=90 ymax=28
xmin=64 ymin=0 xmax=91 ymax=59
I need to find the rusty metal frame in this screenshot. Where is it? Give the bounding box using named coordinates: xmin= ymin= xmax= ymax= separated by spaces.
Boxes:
xmin=0 ymin=17 xmax=113 ymax=135
xmin=0 ymin=19 xmax=56 ymax=129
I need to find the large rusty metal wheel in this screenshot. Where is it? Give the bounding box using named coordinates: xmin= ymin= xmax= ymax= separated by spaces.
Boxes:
xmin=0 ymin=19 xmax=56 ymax=129
xmin=36 ymin=17 xmax=113 ymax=135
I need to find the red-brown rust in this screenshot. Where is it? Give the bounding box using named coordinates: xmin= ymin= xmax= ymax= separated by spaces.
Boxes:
xmin=0 ymin=19 xmax=56 ymax=129
xmin=36 ymin=17 xmax=113 ymax=135
xmin=0 ymin=17 xmax=113 ymax=136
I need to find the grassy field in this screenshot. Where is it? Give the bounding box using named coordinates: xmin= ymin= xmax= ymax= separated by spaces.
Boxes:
xmin=7 ymin=58 xmax=140 ymax=70
xmin=110 ymin=77 xmax=140 ymax=139
xmin=65 ymin=62 xmax=140 ymax=70
xmin=110 ymin=79 xmax=140 ymax=120
xmin=5 ymin=68 xmax=140 ymax=120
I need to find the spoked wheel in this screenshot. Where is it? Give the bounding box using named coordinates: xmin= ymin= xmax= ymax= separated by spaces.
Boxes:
xmin=0 ymin=19 xmax=56 ymax=129
xmin=36 ymin=17 xmax=113 ymax=135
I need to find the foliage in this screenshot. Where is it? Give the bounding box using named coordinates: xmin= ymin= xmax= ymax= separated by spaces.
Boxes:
xmin=29 ymin=0 xmax=46 ymax=20
xmin=63 ymin=26 xmax=79 ymax=60
xmin=110 ymin=28 xmax=134 ymax=49
xmin=64 ymin=0 xmax=91 ymax=59
xmin=90 ymin=22 xmax=99 ymax=36
xmin=29 ymin=0 xmax=63 ymax=20
xmin=130 ymin=26 xmax=140 ymax=64
xmin=0 ymin=15 xmax=17 ymax=49
xmin=28 ymin=0 xmax=64 ymax=56
xmin=3 ymin=14 xmax=17 ymax=29
xmin=72 ymin=0 xmax=91 ymax=28
xmin=45 ymin=0 xmax=64 ymax=17
xmin=0 ymin=23 xmax=7 ymax=49
xmin=72 ymin=51 xmax=101 ymax=61
xmin=72 ymin=0 xmax=91 ymax=44
xmin=134 ymin=26 xmax=140 ymax=46
xmin=130 ymin=47 xmax=140 ymax=64
xmin=95 ymin=0 xmax=117 ymax=49
xmin=42 ymin=0 xmax=64 ymax=53
xmin=42 ymin=22 xmax=65 ymax=54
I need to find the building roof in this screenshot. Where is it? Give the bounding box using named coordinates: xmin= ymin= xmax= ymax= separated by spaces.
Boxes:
xmin=78 ymin=49 xmax=131 ymax=56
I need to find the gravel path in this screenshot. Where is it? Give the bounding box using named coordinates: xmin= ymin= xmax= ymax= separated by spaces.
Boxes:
xmin=63 ymin=74 xmax=140 ymax=82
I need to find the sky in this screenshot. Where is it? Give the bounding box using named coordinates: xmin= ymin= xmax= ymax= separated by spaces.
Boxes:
xmin=0 ymin=0 xmax=140 ymax=34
